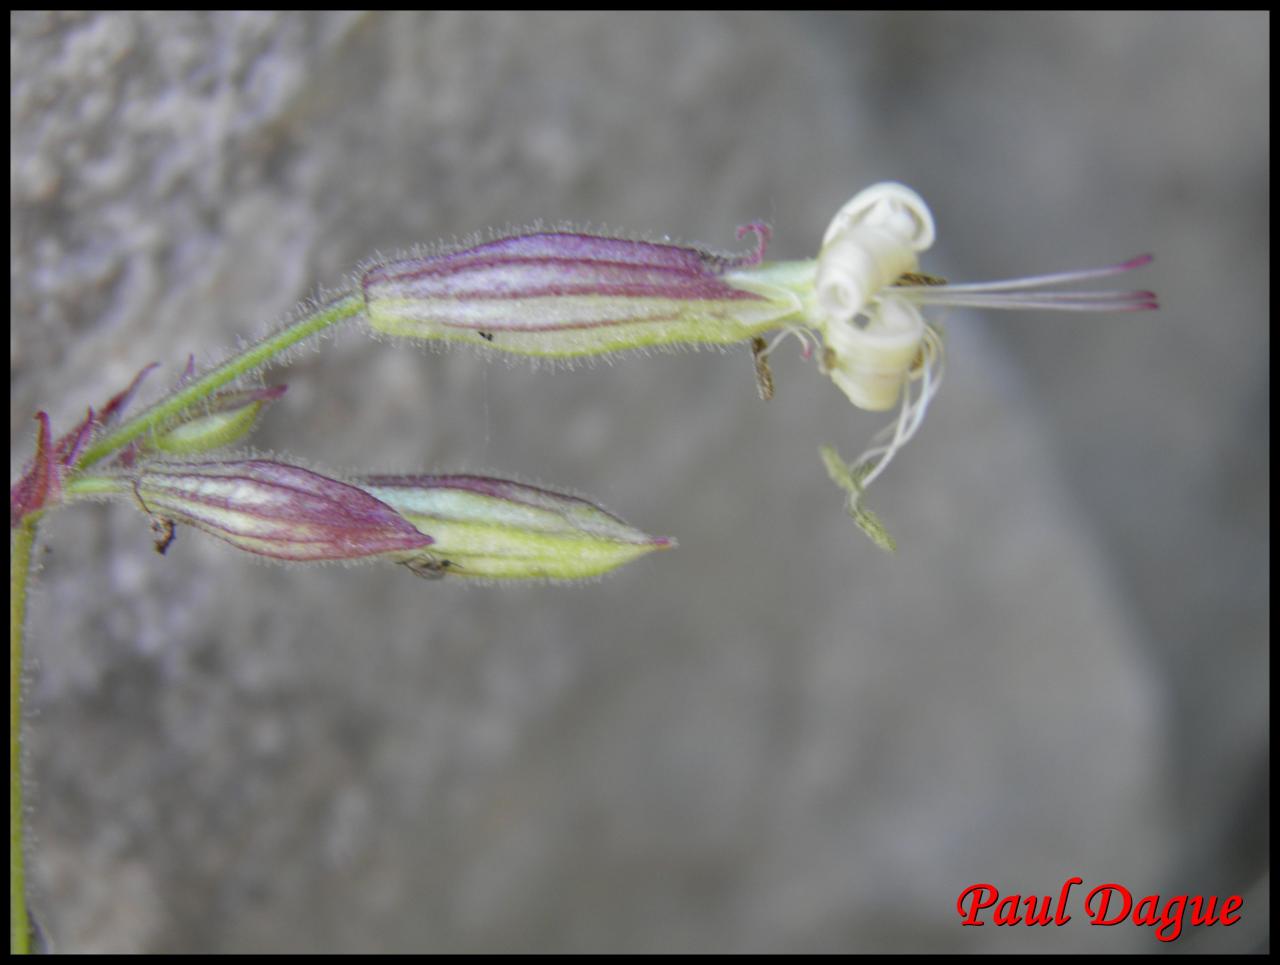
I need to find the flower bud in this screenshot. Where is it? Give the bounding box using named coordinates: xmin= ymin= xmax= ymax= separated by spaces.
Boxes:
xmin=359 ymin=474 xmax=674 ymax=580
xmin=130 ymin=460 xmax=432 ymax=561
xmin=144 ymin=385 xmax=287 ymax=456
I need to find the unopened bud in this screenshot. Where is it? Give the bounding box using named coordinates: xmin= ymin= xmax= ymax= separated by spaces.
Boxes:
xmin=144 ymin=386 xmax=287 ymax=456
xmin=360 ymin=474 xmax=674 ymax=581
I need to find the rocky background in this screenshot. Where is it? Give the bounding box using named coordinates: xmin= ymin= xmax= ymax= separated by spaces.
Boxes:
xmin=11 ymin=11 xmax=1268 ymax=952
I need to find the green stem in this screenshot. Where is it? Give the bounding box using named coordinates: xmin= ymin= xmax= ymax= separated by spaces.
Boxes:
xmin=75 ymin=292 xmax=365 ymax=471
xmin=11 ymin=515 xmax=38 ymax=955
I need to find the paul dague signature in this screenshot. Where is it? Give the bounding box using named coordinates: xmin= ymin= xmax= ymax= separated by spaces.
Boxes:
xmin=956 ymin=877 xmax=1243 ymax=943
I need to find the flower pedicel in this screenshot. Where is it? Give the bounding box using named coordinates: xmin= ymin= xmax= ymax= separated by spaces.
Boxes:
xmin=363 ymin=182 xmax=1157 ymax=549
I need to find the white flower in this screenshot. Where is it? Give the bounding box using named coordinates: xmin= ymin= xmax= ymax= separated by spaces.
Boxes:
xmin=740 ymin=182 xmax=1156 ymax=548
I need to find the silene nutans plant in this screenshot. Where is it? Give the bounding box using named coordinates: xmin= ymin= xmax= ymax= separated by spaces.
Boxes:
xmin=10 ymin=182 xmax=1156 ymax=951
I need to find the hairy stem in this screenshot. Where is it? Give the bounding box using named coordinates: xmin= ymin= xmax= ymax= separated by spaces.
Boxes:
xmin=75 ymin=292 xmax=364 ymax=470
xmin=10 ymin=515 xmax=38 ymax=955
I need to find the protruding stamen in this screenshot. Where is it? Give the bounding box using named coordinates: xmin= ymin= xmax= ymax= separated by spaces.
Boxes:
xmin=895 ymin=254 xmax=1154 ymax=295
xmin=888 ymin=254 xmax=1158 ymax=315
xmin=751 ymin=337 xmax=775 ymax=401
xmin=904 ymin=291 xmax=1158 ymax=312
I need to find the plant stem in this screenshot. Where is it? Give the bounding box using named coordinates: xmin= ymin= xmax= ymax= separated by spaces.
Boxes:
xmin=10 ymin=514 xmax=38 ymax=955
xmin=75 ymin=291 xmax=365 ymax=471
xmin=10 ymin=291 xmax=363 ymax=951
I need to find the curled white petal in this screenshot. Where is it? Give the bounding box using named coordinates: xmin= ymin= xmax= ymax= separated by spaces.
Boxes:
xmin=821 ymin=182 xmax=936 ymax=252
xmin=822 ymin=294 xmax=927 ymax=412
xmin=815 ymin=230 xmax=920 ymax=324
xmin=814 ymin=183 xmax=936 ymax=328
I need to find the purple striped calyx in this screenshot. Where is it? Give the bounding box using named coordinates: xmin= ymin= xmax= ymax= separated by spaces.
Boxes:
xmin=128 ymin=460 xmax=433 ymax=562
xmin=361 ymin=227 xmax=802 ymax=356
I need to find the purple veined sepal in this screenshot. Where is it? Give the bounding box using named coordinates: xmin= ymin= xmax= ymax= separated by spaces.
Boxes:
xmin=10 ymin=360 xmax=169 ymax=527
xmin=10 ymin=412 xmax=61 ymax=528
xmin=361 ymin=225 xmax=803 ymax=356
xmin=124 ymin=459 xmax=433 ymax=561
